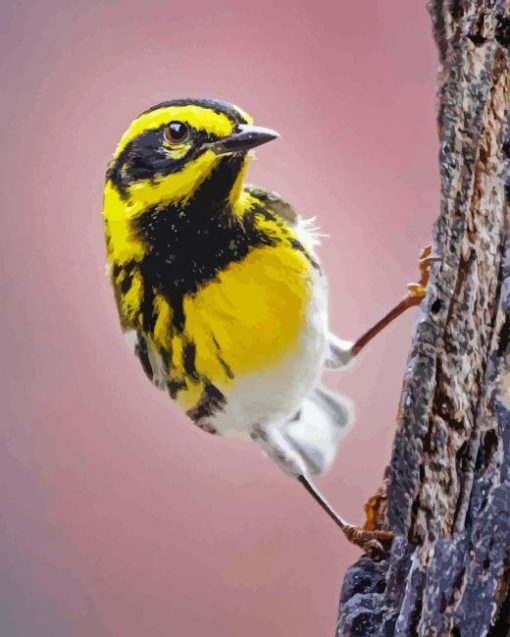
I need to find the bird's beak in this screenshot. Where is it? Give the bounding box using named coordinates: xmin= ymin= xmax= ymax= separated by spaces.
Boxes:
xmin=205 ymin=124 xmax=280 ymax=155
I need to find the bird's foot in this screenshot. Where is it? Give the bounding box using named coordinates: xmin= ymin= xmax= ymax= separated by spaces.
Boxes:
xmin=406 ymin=245 xmax=442 ymax=306
xmin=350 ymin=246 xmax=442 ymax=357
xmin=297 ymin=475 xmax=393 ymax=556
xmin=341 ymin=523 xmax=393 ymax=557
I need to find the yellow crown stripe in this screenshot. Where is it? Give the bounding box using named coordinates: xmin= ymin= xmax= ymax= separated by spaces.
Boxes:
xmin=230 ymin=104 xmax=254 ymax=126
xmin=114 ymin=105 xmax=235 ymax=158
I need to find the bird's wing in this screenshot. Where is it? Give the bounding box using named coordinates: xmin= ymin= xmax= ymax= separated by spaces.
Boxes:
xmin=245 ymin=184 xmax=299 ymax=226
xmin=245 ymin=184 xmax=324 ymax=255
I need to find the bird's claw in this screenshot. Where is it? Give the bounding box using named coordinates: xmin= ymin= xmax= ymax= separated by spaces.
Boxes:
xmin=406 ymin=245 xmax=442 ymax=305
xmin=342 ymin=524 xmax=393 ymax=557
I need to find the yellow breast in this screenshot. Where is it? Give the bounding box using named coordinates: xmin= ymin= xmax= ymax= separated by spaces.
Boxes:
xmin=184 ymin=242 xmax=311 ymax=374
xmin=142 ymin=241 xmax=312 ymax=413
xmin=106 ymin=176 xmax=316 ymax=414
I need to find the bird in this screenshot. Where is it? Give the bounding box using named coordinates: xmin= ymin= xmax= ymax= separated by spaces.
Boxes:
xmin=102 ymin=98 xmax=438 ymax=548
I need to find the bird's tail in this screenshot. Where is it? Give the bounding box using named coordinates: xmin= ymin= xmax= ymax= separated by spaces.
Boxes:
xmin=282 ymin=385 xmax=353 ymax=475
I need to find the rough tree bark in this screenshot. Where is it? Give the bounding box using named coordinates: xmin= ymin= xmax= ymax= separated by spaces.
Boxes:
xmin=337 ymin=2 xmax=510 ymax=635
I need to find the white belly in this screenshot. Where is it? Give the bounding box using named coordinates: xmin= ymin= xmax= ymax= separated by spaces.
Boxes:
xmin=210 ymin=266 xmax=329 ymax=439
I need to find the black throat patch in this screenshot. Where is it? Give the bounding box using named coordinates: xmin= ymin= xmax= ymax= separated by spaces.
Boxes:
xmin=134 ymin=155 xmax=276 ymax=330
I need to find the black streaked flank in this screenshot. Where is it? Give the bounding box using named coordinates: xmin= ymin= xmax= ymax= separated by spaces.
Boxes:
xmin=119 ymin=261 xmax=136 ymax=293
xmin=212 ymin=334 xmax=234 ymax=380
xmin=183 ymin=341 xmax=199 ymax=381
xmin=186 ymin=382 xmax=227 ymax=426
xmin=288 ymin=238 xmax=320 ymax=270
xmin=139 ymin=278 xmax=156 ymax=334
xmin=160 ymin=347 xmax=172 ymax=372
xmin=218 ymin=356 xmax=234 ymax=380
xmin=135 ymin=333 xmax=153 ymax=381
xmin=167 ymin=379 xmax=186 ymax=399
xmin=120 ymin=273 xmax=133 ymax=294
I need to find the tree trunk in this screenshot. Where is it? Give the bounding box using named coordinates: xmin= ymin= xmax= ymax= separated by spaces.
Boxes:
xmin=337 ymin=2 xmax=510 ymax=635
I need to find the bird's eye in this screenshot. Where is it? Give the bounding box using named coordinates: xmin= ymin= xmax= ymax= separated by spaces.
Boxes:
xmin=164 ymin=121 xmax=189 ymax=144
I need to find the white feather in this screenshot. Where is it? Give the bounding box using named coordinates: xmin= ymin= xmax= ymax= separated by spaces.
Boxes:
xmin=209 ymin=220 xmax=356 ymax=476
xmin=211 ymin=264 xmax=329 ymax=440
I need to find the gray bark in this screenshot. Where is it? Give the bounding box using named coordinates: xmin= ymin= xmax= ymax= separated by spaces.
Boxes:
xmin=337 ymin=2 xmax=510 ymax=635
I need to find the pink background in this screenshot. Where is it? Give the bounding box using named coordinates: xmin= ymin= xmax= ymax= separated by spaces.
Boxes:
xmin=1 ymin=2 xmax=438 ymax=635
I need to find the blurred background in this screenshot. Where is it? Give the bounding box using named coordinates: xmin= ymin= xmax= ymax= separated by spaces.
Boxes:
xmin=0 ymin=1 xmax=438 ymax=635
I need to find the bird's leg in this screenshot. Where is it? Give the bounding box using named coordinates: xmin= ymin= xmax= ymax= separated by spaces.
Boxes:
xmin=252 ymin=423 xmax=393 ymax=551
xmin=298 ymin=475 xmax=393 ymax=552
xmin=350 ymin=246 xmax=441 ymax=356
xmin=312 ymin=248 xmax=440 ymax=547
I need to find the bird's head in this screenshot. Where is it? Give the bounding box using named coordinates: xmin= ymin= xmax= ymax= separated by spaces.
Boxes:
xmin=105 ymin=98 xmax=279 ymax=216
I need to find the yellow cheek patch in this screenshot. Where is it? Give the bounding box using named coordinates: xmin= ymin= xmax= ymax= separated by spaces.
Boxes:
xmin=125 ymin=150 xmax=220 ymax=210
xmin=114 ymin=105 xmax=235 ymax=158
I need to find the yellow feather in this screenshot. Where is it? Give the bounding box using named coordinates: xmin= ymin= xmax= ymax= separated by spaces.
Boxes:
xmin=125 ymin=150 xmax=220 ymax=208
xmin=153 ymin=296 xmax=173 ymax=351
xmin=183 ymin=243 xmax=311 ymax=379
xmin=171 ymin=334 xmax=184 ymax=370
xmin=177 ymin=379 xmax=205 ymax=412
xmin=121 ymin=270 xmax=144 ymax=323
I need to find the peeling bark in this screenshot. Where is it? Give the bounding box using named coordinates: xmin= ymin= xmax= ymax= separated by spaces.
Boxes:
xmin=337 ymin=2 xmax=510 ymax=635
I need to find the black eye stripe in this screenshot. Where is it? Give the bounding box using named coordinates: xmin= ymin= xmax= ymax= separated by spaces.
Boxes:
xmin=161 ymin=125 xmax=222 ymax=147
xmin=162 ymin=123 xmax=224 ymax=146
xmin=107 ymin=126 xmax=225 ymax=198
